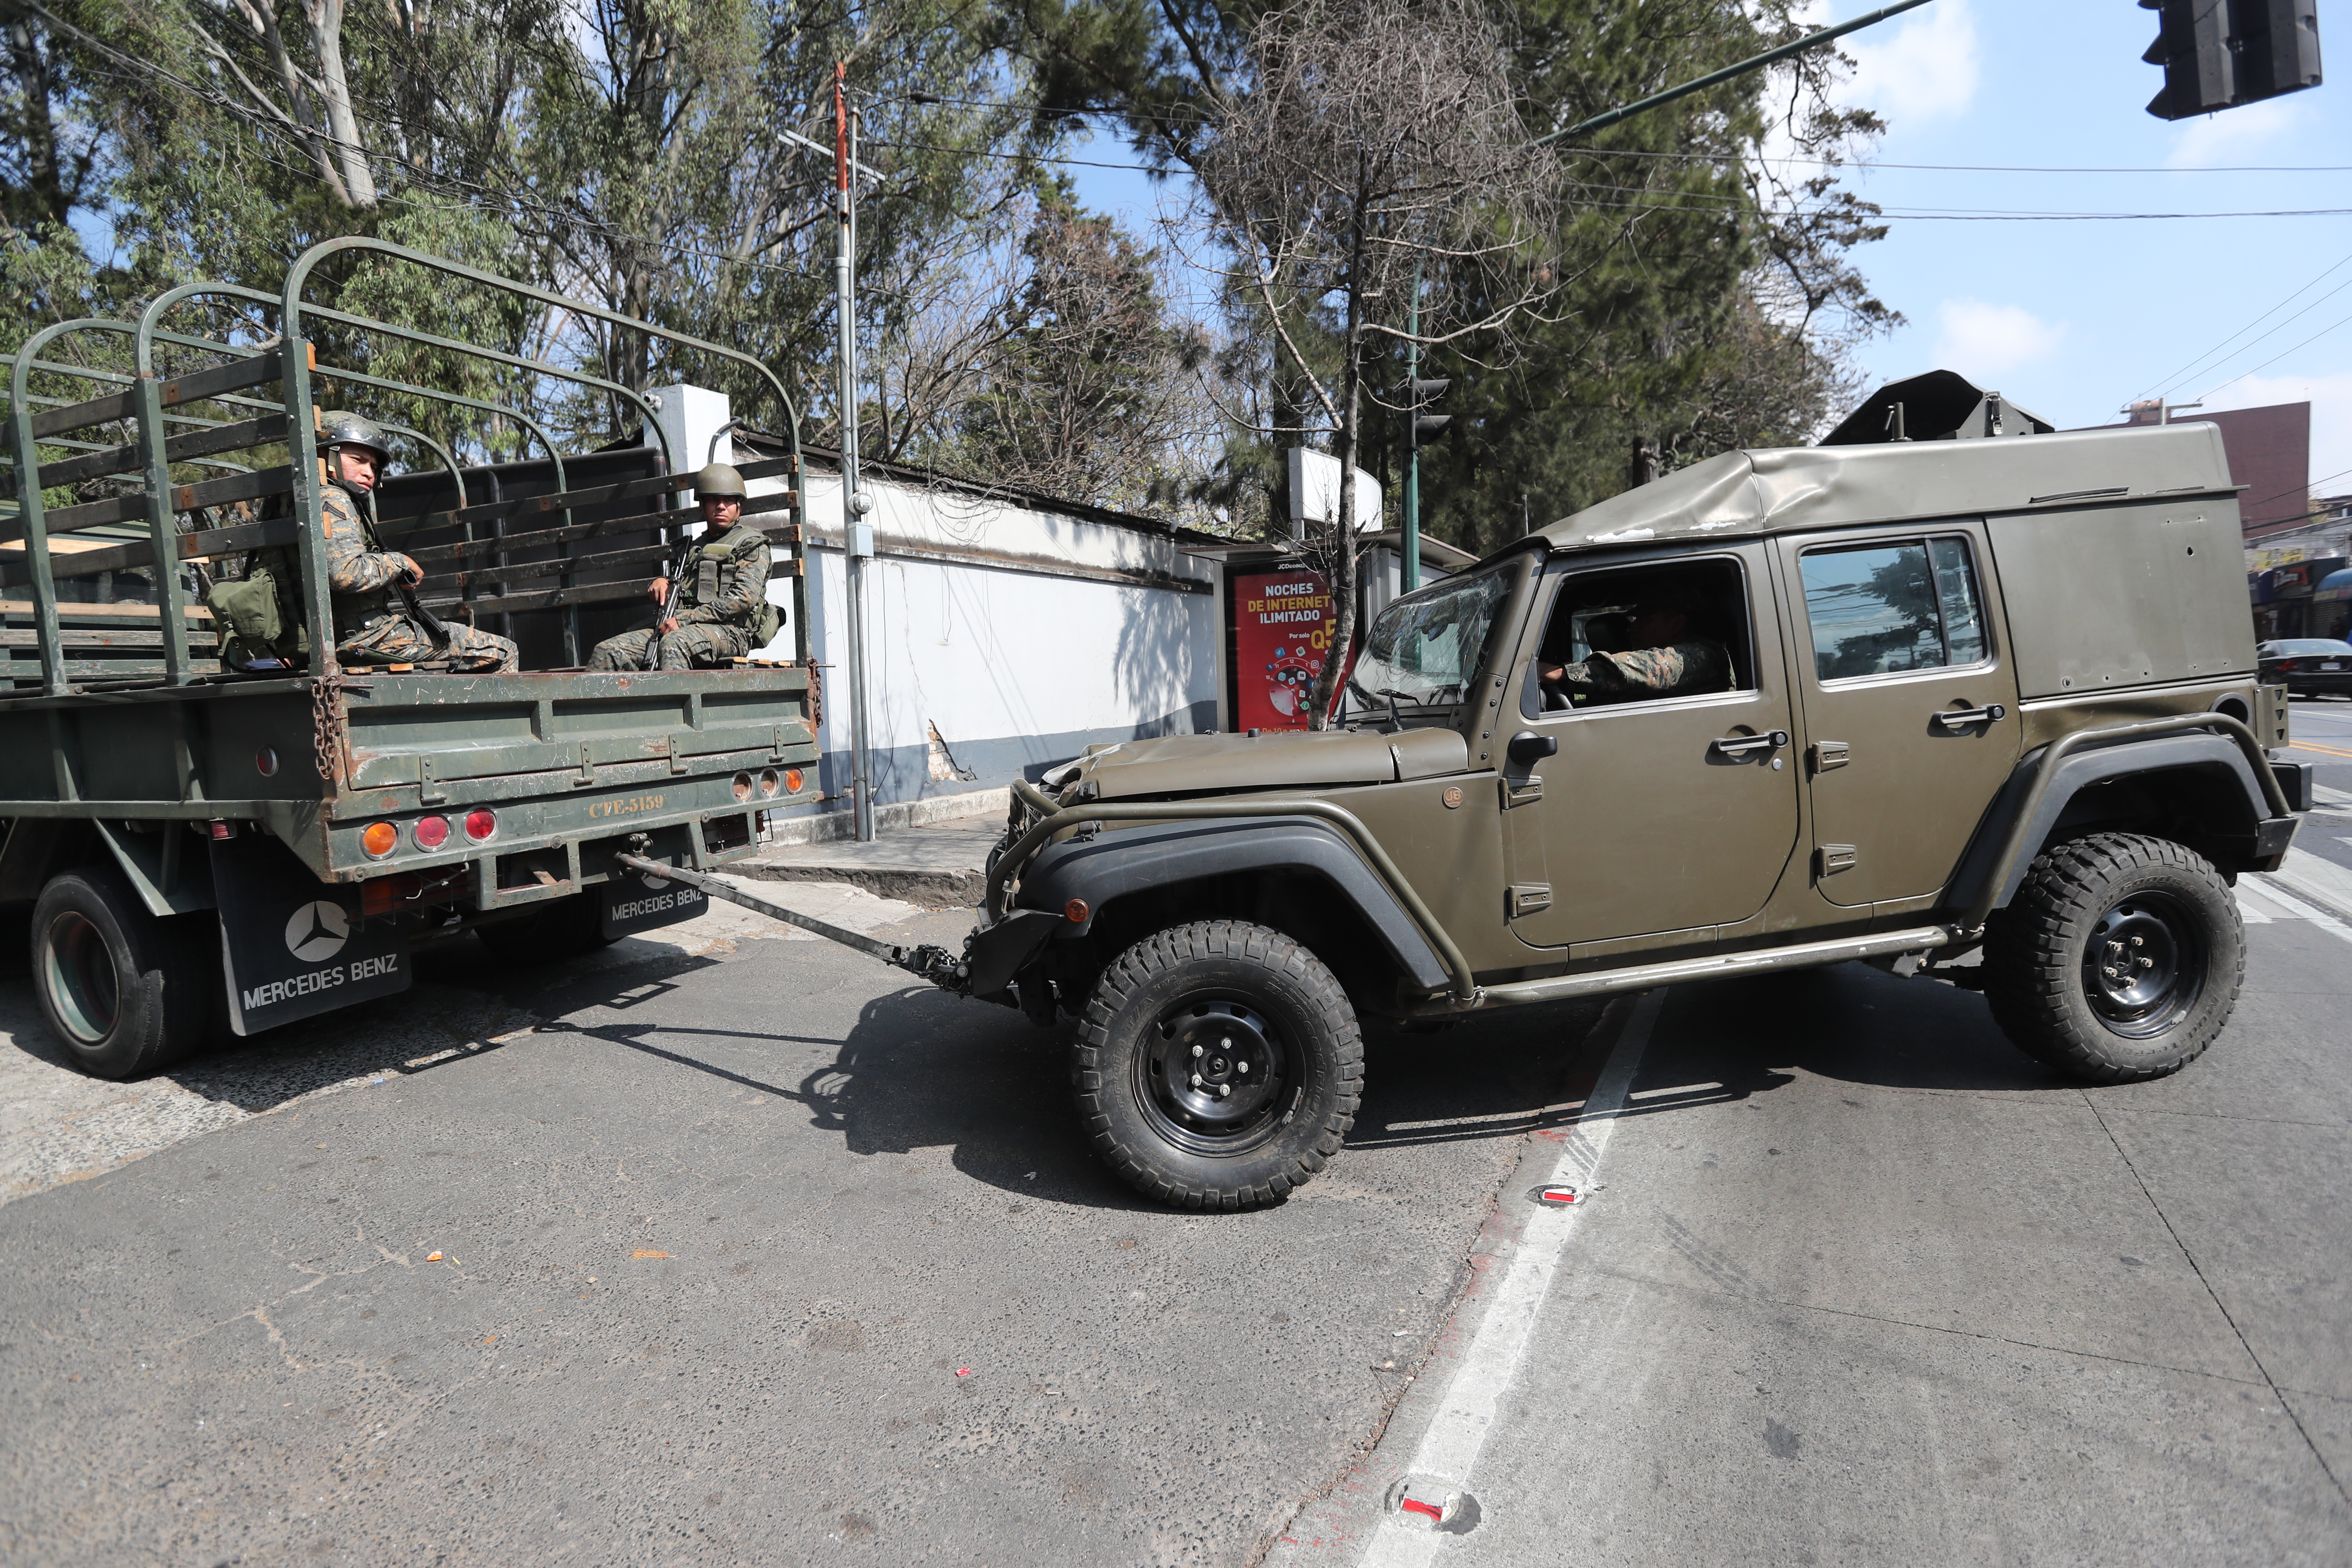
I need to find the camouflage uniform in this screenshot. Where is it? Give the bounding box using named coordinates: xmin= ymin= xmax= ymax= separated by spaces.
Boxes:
xmin=1549 ymin=639 xmax=1730 ymax=704
xmin=588 ymin=521 xmax=774 ymax=672
xmin=324 ymin=485 xmax=518 ymax=674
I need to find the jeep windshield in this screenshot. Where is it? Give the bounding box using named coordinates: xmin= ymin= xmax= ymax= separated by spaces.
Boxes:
xmin=1348 ymin=561 xmax=1514 ymax=711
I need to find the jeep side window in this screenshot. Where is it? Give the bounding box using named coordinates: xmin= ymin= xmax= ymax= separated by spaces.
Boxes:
xmin=1800 ymin=536 xmax=1988 ymax=683
xmin=1531 ymin=557 xmax=1753 ymax=712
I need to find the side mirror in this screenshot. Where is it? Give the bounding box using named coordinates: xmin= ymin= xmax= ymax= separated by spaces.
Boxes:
xmin=1507 ymin=730 xmax=1559 ymax=766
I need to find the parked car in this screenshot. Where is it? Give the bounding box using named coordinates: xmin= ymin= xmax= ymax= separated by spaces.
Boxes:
xmin=2257 ymin=639 xmax=2352 ymax=698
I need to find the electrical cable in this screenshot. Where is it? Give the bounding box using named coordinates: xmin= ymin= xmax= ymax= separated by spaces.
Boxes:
xmin=2137 ymin=252 xmax=2352 ymax=402
xmin=2198 ymin=306 xmax=2352 ymax=402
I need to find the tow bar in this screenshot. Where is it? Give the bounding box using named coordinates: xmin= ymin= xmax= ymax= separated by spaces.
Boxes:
xmin=615 ymin=852 xmax=1062 ymax=1003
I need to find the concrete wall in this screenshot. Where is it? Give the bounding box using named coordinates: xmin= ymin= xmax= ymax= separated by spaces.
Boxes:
xmin=741 ymin=454 xmax=1219 ymax=816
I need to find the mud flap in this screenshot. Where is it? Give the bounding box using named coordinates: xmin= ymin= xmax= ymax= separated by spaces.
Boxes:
xmin=214 ymin=834 xmax=411 ymax=1036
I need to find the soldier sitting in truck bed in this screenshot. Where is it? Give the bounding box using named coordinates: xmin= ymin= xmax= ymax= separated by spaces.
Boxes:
xmin=207 ymin=413 xmax=519 ymax=673
xmin=588 ymin=463 xmax=780 ymax=671
xmin=317 ymin=413 xmax=518 ymax=674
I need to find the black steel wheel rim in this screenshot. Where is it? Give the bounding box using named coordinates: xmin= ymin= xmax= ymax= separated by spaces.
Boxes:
xmin=43 ymin=911 xmax=120 ymax=1044
xmin=1133 ymin=996 xmax=1292 ymax=1158
xmin=2081 ymin=891 xmax=2204 ymax=1040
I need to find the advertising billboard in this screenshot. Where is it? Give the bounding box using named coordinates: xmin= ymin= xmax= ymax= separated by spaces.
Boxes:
xmin=1231 ymin=569 xmax=1341 ymax=729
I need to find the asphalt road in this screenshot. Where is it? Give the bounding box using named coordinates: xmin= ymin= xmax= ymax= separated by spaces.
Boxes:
xmin=3 ymin=848 xmax=2349 ymax=1566
xmin=2285 ymin=694 xmax=2352 ymax=876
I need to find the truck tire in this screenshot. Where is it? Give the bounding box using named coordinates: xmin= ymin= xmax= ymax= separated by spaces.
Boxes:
xmin=1074 ymin=920 xmax=1363 ymax=1211
xmin=1983 ymin=832 xmax=2242 ymax=1084
xmin=31 ymin=866 xmax=217 ymax=1080
xmin=474 ymin=892 xmax=614 ymax=963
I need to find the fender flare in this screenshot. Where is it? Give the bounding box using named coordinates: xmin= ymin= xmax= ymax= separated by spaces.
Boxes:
xmin=1945 ymin=731 xmax=2282 ymax=918
xmin=1014 ymin=815 xmax=1455 ymax=994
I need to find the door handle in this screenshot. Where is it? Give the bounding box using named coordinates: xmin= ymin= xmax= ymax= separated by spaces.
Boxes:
xmin=1933 ymin=703 xmax=2008 ymax=732
xmin=1712 ymin=729 xmax=1789 ymax=756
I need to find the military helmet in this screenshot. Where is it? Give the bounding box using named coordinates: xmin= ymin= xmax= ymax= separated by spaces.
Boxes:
xmin=317 ymin=410 xmax=391 ymax=464
xmin=693 ymin=462 xmax=747 ymax=500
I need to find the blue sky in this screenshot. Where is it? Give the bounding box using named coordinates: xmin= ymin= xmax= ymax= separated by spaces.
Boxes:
xmin=1072 ymin=0 xmax=2352 ymax=501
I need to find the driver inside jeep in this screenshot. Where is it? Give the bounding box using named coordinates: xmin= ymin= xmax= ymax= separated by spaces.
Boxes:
xmin=1538 ymin=591 xmax=1730 ymax=707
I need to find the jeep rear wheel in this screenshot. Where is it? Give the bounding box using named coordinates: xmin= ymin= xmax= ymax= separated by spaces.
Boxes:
xmin=1075 ymin=920 xmax=1362 ymax=1211
xmin=1983 ymin=832 xmax=2243 ymax=1084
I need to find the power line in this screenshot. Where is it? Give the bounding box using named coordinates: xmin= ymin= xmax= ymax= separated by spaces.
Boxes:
xmin=2140 ymin=253 xmax=2352 ymax=402
xmin=2198 ymin=306 xmax=2352 ymax=402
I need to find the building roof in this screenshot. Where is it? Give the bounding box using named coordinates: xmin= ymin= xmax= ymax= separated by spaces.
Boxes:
xmin=733 ymin=428 xmax=1231 ymax=548
xmin=1531 ymin=421 xmax=2236 ymax=555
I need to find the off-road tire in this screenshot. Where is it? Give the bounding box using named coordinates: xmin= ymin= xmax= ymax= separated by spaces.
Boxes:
xmin=475 ymin=892 xmax=614 ymax=963
xmin=1984 ymin=832 xmax=2242 ymax=1084
xmin=31 ymin=865 xmax=217 ymax=1079
xmin=1075 ymin=920 xmax=1362 ymax=1211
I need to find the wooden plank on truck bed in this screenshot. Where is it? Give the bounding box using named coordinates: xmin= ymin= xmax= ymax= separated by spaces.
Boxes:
xmin=27 ymin=347 xmax=309 ymax=439
xmin=12 ymin=514 xmax=302 ymax=583
xmin=373 ymin=453 xmax=799 ymax=533
xmin=18 ymin=414 xmax=296 ymax=492
xmin=6 ymin=466 xmax=294 ymax=542
xmin=398 ymin=490 xmax=799 ymax=564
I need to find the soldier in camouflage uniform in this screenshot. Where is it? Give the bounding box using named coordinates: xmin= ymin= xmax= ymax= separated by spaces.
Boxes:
xmin=318 ymin=413 xmax=518 ymax=674
xmin=588 ymin=464 xmax=778 ymax=671
xmin=1540 ymin=591 xmax=1729 ymax=706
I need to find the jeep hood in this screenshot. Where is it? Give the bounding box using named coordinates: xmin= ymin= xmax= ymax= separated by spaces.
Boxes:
xmin=1077 ymin=726 xmax=1470 ymax=800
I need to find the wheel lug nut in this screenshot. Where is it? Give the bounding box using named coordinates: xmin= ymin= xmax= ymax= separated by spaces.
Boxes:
xmin=2130 ymin=936 xmax=2144 ymax=947
xmin=2138 ymin=957 xmax=2153 ymax=968
xmin=1218 ymin=1084 xmax=1231 ymax=1098
xmin=1191 ymin=1043 xmax=1203 ymax=1057
xmin=1237 ymin=1060 xmax=1250 ymax=1073
xmin=1190 ymin=1073 xmax=1203 ymax=1088
xmin=1221 ymin=1037 xmax=1231 ymax=1048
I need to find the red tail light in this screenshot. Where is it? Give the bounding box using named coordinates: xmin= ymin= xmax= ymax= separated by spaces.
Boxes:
xmin=412 ymin=815 xmax=450 ymax=851
xmin=2278 ymin=659 xmax=2301 ymax=672
xmin=463 ymin=808 xmax=498 ymax=842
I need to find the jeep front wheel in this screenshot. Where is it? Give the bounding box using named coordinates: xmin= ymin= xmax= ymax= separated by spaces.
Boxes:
xmin=1983 ymin=832 xmax=2243 ymax=1083
xmin=1075 ymin=920 xmax=1363 ymax=1211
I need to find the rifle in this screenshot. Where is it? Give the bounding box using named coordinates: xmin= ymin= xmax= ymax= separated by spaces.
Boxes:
xmin=644 ymin=532 xmax=696 ymax=633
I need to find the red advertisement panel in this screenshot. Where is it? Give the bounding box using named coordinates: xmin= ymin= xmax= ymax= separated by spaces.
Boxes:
xmin=1232 ymin=570 xmax=1339 ymax=729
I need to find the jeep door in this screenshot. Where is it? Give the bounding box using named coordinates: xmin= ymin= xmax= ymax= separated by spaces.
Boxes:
xmin=1774 ymin=522 xmax=2023 ymax=910
xmin=1498 ymin=545 xmax=1802 ymax=950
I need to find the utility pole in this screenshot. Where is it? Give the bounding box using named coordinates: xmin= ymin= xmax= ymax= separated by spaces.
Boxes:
xmin=835 ymin=63 xmax=876 ymax=842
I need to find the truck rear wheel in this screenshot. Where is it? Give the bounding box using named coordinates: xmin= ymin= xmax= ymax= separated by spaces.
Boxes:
xmin=1983 ymin=832 xmax=2242 ymax=1084
xmin=1074 ymin=920 xmax=1362 ymax=1211
xmin=474 ymin=892 xmax=615 ymax=963
xmin=31 ymin=866 xmax=217 ymax=1080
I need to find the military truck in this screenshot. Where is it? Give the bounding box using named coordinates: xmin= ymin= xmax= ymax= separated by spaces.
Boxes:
xmin=1 ymin=240 xmax=816 ymax=1078
xmin=916 ymin=372 xmax=2305 ymax=1210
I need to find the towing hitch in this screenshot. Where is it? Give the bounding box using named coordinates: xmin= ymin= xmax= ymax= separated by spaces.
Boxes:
xmin=615 ymin=853 xmax=1060 ymax=1003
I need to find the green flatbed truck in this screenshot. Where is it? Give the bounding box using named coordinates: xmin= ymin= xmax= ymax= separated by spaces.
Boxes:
xmin=0 ymin=241 xmax=818 ymax=1078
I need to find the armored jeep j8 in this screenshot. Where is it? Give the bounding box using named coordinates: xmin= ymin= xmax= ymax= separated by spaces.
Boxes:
xmin=979 ymin=374 xmax=2306 ymax=1211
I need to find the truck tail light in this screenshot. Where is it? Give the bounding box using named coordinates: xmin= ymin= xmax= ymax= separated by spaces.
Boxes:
xmin=361 ymin=821 xmax=399 ymax=859
xmin=757 ymin=768 xmax=781 ymax=797
xmin=731 ymin=771 xmax=754 ymax=802
xmin=412 ymin=815 xmax=450 ymax=851
xmin=784 ymin=769 xmax=804 ymax=793
xmin=463 ymin=808 xmax=498 ymax=842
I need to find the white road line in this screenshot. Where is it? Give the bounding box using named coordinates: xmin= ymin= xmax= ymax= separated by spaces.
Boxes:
xmin=2247 ymin=878 xmax=2352 ymax=948
xmin=1358 ymin=989 xmax=1663 ymax=1568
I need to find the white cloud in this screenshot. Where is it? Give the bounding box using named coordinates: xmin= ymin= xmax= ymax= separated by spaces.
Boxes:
xmin=2165 ymin=97 xmax=2305 ymax=169
xmin=1843 ymin=0 xmax=1979 ymax=126
xmin=1931 ymin=299 xmax=2067 ymax=379
xmin=2206 ymin=372 xmax=2352 ymax=500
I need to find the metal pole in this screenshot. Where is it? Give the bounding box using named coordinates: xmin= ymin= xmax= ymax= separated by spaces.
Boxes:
xmin=1402 ymin=262 xmax=1421 ymax=595
xmin=1534 ymin=0 xmax=1935 ymax=146
xmin=836 ymin=64 xmax=876 ymax=842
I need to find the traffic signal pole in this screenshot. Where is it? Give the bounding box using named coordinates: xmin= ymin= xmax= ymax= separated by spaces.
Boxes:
xmin=1403 ymin=263 xmax=1421 ymax=594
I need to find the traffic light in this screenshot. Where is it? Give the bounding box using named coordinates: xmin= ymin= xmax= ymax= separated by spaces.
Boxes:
xmin=2141 ymin=0 xmax=2321 ymax=121
xmin=1406 ymin=377 xmax=1452 ymax=452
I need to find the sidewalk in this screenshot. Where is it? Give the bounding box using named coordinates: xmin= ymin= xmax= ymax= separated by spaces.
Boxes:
xmin=734 ymin=813 xmax=1005 ymax=908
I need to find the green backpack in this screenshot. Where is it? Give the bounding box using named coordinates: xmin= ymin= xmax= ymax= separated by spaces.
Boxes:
xmin=205 ymin=544 xmax=309 ymax=670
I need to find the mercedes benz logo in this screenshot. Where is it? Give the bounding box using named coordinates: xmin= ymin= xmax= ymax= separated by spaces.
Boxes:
xmin=284 ymin=900 xmax=351 ymax=963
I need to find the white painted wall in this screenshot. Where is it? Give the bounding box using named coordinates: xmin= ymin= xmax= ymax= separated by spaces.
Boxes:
xmin=724 ymin=435 xmax=1217 ymax=812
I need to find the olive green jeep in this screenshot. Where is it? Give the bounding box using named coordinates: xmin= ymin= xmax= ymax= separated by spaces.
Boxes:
xmin=977 ymin=374 xmax=2307 ymax=1211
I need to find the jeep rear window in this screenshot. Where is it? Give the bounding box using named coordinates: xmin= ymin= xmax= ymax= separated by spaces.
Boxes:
xmin=1349 ymin=564 xmax=1514 ymax=709
xmin=1801 ymin=536 xmax=1988 ymax=682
